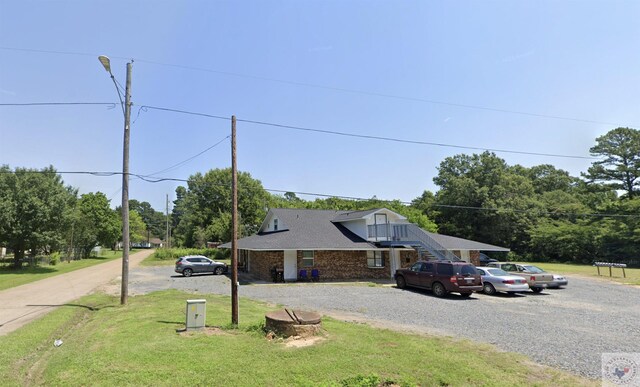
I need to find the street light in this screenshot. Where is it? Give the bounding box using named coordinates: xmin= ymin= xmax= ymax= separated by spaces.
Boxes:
xmin=98 ymin=55 xmax=133 ymax=305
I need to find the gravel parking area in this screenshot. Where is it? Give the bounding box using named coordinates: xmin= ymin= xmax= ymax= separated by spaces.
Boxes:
xmin=121 ymin=266 xmax=640 ymax=379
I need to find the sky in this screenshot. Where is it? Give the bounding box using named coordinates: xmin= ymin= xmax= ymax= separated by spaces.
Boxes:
xmin=1 ymin=1 xmax=639 ymax=212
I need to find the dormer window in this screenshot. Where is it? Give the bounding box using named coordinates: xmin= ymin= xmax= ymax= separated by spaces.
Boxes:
xmin=273 ymin=218 xmax=278 ymax=231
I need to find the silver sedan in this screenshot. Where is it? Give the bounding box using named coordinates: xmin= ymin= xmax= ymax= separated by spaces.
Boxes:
xmin=476 ymin=266 xmax=530 ymax=295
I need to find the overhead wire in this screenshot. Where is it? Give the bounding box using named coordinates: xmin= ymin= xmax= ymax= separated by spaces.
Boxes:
xmin=0 ymin=46 xmax=635 ymax=128
xmin=0 ymin=169 xmax=638 ymax=219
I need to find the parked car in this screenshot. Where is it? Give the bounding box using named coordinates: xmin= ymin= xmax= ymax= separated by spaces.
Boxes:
xmin=548 ymin=274 xmax=569 ymax=288
xmin=487 ymin=262 xmax=553 ymax=293
xmin=175 ymin=255 xmax=228 ymax=277
xmin=478 ymin=253 xmax=498 ymax=266
xmin=475 ymin=266 xmax=530 ymax=295
xmin=394 ymin=260 xmax=482 ymax=297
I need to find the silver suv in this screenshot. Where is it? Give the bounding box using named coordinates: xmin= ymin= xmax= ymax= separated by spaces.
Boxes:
xmin=175 ymin=255 xmax=228 ymax=277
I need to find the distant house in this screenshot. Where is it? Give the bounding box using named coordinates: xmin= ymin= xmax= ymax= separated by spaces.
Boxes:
xmin=149 ymin=238 xmax=164 ymax=248
xmin=220 ymin=208 xmax=509 ymax=282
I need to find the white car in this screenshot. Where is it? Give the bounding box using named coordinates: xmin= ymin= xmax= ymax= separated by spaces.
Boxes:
xmin=548 ymin=274 xmax=568 ymax=288
xmin=475 ymin=267 xmax=530 ymax=295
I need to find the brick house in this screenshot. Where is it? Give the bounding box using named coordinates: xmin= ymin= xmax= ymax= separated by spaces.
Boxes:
xmin=221 ymin=208 xmax=509 ymax=282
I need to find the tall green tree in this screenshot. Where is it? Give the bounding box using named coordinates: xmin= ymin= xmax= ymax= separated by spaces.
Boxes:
xmin=174 ymin=168 xmax=269 ymax=247
xmin=129 ymin=199 xmax=165 ymax=238
xmin=0 ymin=165 xmax=75 ymax=267
xmin=585 ymin=127 xmax=640 ymax=199
xmin=431 ymin=152 xmax=539 ymax=251
xmin=70 ymin=192 xmax=121 ymax=258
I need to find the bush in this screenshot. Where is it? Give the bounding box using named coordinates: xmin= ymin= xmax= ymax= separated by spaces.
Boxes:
xmin=152 ymin=248 xmax=229 ymax=261
xmin=49 ymin=252 xmax=61 ymax=266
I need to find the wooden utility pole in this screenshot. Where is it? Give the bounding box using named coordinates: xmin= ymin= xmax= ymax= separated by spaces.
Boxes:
xmin=166 ymin=194 xmax=170 ymax=248
xmin=231 ymin=115 xmax=239 ymax=326
xmin=120 ymin=61 xmax=132 ymax=305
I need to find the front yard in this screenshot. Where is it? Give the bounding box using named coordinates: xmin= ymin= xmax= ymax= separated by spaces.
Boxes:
xmin=0 ymin=290 xmax=594 ymax=386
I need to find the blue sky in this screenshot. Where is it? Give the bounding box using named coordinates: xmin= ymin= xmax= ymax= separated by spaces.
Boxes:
xmin=1 ymin=1 xmax=639 ymax=212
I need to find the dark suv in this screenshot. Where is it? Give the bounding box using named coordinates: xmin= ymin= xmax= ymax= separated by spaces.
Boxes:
xmin=394 ymin=260 xmax=482 ymax=297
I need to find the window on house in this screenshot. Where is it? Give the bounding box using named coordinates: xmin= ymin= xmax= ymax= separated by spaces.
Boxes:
xmin=273 ymin=218 xmax=278 ymax=231
xmin=302 ymin=250 xmax=314 ymax=267
xmin=367 ymin=251 xmax=384 ymax=268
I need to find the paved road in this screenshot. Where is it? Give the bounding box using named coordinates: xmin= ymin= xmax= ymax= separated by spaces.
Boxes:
xmin=124 ymin=266 xmax=640 ymax=379
xmin=0 ymin=249 xmax=154 ymax=336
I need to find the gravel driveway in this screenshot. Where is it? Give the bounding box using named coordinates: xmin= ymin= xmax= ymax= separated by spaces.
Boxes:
xmin=123 ymin=266 xmax=640 ymax=379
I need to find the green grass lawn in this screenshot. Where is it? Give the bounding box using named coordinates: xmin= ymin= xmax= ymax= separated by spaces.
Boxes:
xmin=0 ymin=290 xmax=596 ymax=386
xmin=532 ymin=262 xmax=640 ymax=286
xmin=0 ymin=250 xmax=130 ymax=291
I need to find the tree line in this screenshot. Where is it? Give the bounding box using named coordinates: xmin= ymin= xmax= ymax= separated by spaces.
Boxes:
xmin=1 ymin=127 xmax=638 ymax=267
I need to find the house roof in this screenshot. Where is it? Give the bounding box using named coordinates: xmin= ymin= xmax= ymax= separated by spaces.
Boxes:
xmin=220 ymin=208 xmax=509 ymax=252
xmin=220 ymin=208 xmax=377 ymax=250
xmin=424 ymin=232 xmax=509 ymax=252
xmin=331 ymin=208 xmax=383 ymax=222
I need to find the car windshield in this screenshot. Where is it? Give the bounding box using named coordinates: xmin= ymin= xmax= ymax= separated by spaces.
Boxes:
xmin=522 ymin=265 xmax=544 ymax=273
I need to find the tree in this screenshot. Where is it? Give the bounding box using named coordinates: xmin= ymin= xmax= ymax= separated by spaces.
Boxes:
xmin=432 ymin=152 xmax=539 ymax=251
xmin=173 ymin=168 xmax=269 ymax=247
xmin=0 ymin=165 xmax=75 ymax=267
xmin=129 ymin=210 xmax=148 ymax=243
xmin=585 ymin=127 xmax=640 ymax=199
xmin=69 ymin=192 xmax=121 ymax=258
xmin=129 ymin=199 xmax=165 ymax=238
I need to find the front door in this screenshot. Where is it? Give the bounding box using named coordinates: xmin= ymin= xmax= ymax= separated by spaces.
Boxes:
xmin=283 ymin=250 xmax=297 ymax=281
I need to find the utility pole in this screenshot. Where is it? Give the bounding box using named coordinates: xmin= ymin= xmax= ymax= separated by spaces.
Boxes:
xmin=166 ymin=194 xmax=170 ymax=249
xmin=231 ymin=115 xmax=239 ymax=326
xmin=120 ymin=61 xmax=132 ymax=305
xmin=97 ymin=55 xmax=132 ymax=305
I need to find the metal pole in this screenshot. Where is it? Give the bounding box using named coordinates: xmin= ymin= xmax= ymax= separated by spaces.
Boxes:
xmin=120 ymin=61 xmax=132 ymax=305
xmin=231 ymin=115 xmax=239 ymax=326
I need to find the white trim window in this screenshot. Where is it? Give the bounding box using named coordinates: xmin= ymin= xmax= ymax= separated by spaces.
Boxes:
xmin=302 ymin=250 xmax=314 ymax=267
xmin=273 ymin=218 xmax=278 ymax=231
xmin=367 ymin=251 xmax=384 ymax=268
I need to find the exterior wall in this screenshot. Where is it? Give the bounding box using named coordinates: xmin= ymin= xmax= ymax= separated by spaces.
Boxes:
xmin=248 ymin=250 xmax=283 ymax=281
xmin=399 ymin=250 xmax=419 ymax=268
xmin=470 ymin=250 xmax=480 ymax=266
xmin=340 ymin=220 xmax=368 ymax=240
xmin=295 ymin=250 xmax=391 ymax=280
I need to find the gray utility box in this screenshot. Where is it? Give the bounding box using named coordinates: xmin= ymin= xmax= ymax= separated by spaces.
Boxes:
xmin=186 ymin=299 xmax=206 ymax=330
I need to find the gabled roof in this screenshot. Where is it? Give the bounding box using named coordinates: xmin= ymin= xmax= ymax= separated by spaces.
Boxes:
xmin=221 ymin=208 xmax=376 ymax=250
xmin=424 ymin=232 xmax=509 ymax=252
xmin=331 ymin=208 xmax=383 ymax=222
xmin=220 ymin=208 xmax=509 ymax=252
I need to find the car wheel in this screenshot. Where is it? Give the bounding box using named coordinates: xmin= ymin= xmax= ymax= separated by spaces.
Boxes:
xmin=432 ymin=282 xmax=448 ymax=298
xmin=531 ymin=287 xmax=543 ymax=293
xmin=214 ymin=266 xmax=224 ymax=275
xmin=183 ymin=268 xmax=193 ymax=277
xmin=395 ymin=275 xmax=406 ymax=289
xmin=459 ymin=292 xmax=472 ymax=298
xmin=483 ymin=283 xmax=496 ymax=295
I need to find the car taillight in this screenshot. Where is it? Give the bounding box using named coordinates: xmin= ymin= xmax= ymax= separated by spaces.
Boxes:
xmin=531 ymin=276 xmax=536 ymax=281
xmin=176 ymin=261 xmax=182 ymax=265
xmin=502 ymin=280 xmax=515 ymax=284
xmin=450 ymin=276 xmax=457 ymax=283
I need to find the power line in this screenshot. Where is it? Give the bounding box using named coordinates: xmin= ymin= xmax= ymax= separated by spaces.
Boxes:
xmin=0 ymin=102 xmax=116 ymax=107
xmin=1 ymin=46 xmax=635 ymax=128
xmin=139 ymin=135 xmax=231 ymax=179
xmin=1 ymin=169 xmax=637 ymax=218
xmin=139 ymin=104 xmax=598 ymax=160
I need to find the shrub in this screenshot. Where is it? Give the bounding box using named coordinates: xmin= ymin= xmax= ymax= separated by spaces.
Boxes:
xmin=152 ymin=248 xmax=229 ymax=261
xmin=49 ymin=252 xmax=61 ymax=266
